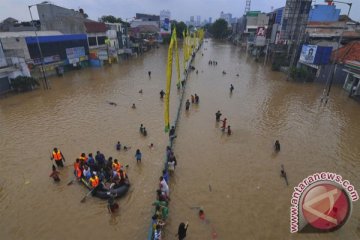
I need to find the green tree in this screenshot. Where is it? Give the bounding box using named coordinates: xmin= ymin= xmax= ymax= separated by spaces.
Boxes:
xmin=175 ymin=21 xmax=187 ymax=38
xmin=210 ymin=19 xmax=229 ymax=39
xmin=99 ymin=15 xmax=123 ymax=23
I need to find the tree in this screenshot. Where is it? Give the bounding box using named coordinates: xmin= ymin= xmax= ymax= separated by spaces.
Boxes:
xmin=175 ymin=21 xmax=187 ymax=38
xmin=99 ymin=15 xmax=123 ymax=23
xmin=210 ymin=19 xmax=229 ymax=39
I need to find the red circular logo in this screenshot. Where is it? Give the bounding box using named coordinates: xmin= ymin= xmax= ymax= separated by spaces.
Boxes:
xmin=301 ymin=183 xmax=351 ymax=231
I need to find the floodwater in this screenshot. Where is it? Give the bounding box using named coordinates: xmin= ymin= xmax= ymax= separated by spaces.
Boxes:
xmin=0 ymin=40 xmax=359 ymax=240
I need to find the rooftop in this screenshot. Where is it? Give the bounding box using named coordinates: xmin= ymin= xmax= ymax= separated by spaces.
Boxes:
xmin=0 ymin=31 xmax=62 ymax=38
xmin=331 ymin=41 xmax=360 ymax=64
xmin=84 ymin=21 xmax=107 ymax=33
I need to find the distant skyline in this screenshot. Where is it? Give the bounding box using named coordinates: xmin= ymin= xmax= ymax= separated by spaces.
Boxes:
xmin=0 ymin=0 xmax=359 ymax=23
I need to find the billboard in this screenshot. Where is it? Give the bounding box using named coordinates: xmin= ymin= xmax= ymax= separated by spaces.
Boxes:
xmin=256 ymin=27 xmax=266 ymax=37
xmin=300 ymin=45 xmax=317 ymax=64
xmin=160 ymin=10 xmax=171 ymax=34
xmin=300 ymin=45 xmax=333 ymax=65
xmin=66 ymin=47 xmax=86 ymax=60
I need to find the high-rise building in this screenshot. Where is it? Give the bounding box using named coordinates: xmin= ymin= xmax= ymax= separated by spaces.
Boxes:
xmin=220 ymin=11 xmax=232 ymax=27
xmin=190 ymin=16 xmax=195 ymax=24
xmin=209 ymin=17 xmax=212 ymax=24
xmin=196 ymin=16 xmax=201 ymax=26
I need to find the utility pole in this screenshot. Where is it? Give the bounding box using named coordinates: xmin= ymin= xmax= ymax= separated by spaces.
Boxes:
xmin=322 ymin=1 xmax=352 ymax=104
xmin=245 ymin=0 xmax=251 ymax=15
xmin=28 ymin=2 xmax=50 ymax=90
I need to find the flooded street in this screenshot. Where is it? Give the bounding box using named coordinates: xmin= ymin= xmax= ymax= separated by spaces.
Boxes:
xmin=0 ymin=40 xmax=359 ymax=240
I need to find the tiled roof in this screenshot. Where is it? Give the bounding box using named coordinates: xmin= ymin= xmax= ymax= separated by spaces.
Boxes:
xmin=84 ymin=21 xmax=107 ymax=33
xmin=332 ymin=41 xmax=360 ymax=63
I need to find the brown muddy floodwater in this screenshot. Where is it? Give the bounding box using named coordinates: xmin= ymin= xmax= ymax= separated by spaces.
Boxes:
xmin=0 ymin=40 xmax=359 ymax=240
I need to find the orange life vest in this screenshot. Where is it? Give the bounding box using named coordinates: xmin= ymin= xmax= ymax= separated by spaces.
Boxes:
xmin=89 ymin=176 xmax=99 ymax=188
xmin=75 ymin=167 xmax=82 ymax=178
xmin=112 ymin=162 xmax=121 ymax=172
xmin=79 ymin=155 xmax=87 ymax=163
xmin=52 ymin=151 xmax=62 ymax=161
xmin=74 ymin=162 xmax=80 ymax=170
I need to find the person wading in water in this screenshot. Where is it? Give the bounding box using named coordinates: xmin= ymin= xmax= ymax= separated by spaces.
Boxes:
xmin=51 ymin=147 xmax=66 ymax=168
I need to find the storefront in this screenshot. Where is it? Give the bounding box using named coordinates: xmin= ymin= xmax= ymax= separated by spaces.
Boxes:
xmin=343 ymin=60 xmax=360 ymax=97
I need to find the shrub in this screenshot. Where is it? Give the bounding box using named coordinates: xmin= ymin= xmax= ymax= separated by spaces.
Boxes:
xmin=10 ymin=76 xmax=40 ymax=92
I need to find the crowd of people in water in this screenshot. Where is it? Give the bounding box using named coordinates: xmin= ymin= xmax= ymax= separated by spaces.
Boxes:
xmin=49 ymin=147 xmax=130 ymax=207
xmin=48 ymin=42 xmax=284 ymax=240
xmin=185 ymin=94 xmax=199 ymax=111
xmin=151 ymin=142 xmax=180 ymax=239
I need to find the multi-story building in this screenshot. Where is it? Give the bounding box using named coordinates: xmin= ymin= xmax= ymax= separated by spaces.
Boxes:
xmin=135 ymin=13 xmax=160 ymax=22
xmin=190 ymin=16 xmax=195 ymax=26
xmin=196 ymin=16 xmax=201 ymax=27
xmin=37 ymin=3 xmax=88 ymax=34
xmin=308 ymin=4 xmax=340 ymax=22
xmin=0 ymin=38 xmax=31 ymax=93
xmin=220 ymin=11 xmax=232 ymax=27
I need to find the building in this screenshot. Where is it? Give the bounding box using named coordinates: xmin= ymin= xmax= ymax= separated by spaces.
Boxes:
xmin=105 ymin=22 xmax=128 ymax=58
xmin=266 ymin=7 xmax=284 ymax=44
xmin=26 ymin=34 xmax=89 ymax=75
xmin=328 ymin=42 xmax=360 ymax=94
xmin=196 ymin=16 xmax=201 ymax=27
xmin=280 ymin=0 xmax=312 ymax=43
xmin=308 ymin=4 xmax=340 ymax=22
xmin=84 ymin=22 xmax=109 ymax=66
xmin=343 ymin=60 xmax=360 ymax=98
xmin=0 ymin=39 xmax=31 ymax=93
xmin=136 ymin=13 xmax=160 ymax=22
xmin=245 ymin=11 xmax=269 ymax=36
xmin=190 ymin=16 xmax=195 ymax=26
xmin=220 ymin=11 xmax=233 ymax=27
xmin=0 ymin=18 xmax=40 ymax=32
xmin=209 ymin=17 xmax=212 ymax=24
xmin=160 ymin=10 xmax=171 ymax=35
xmin=37 ymin=3 xmax=88 ymax=34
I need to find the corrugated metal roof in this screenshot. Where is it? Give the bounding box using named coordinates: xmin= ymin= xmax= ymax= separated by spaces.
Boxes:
xmin=332 ymin=41 xmax=360 ymax=63
xmin=0 ymin=31 xmax=62 ymax=38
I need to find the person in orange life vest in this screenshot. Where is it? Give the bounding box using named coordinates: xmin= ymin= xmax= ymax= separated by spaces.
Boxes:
xmin=51 ymin=147 xmax=65 ymax=168
xmin=89 ymin=173 xmax=99 ymax=188
xmin=112 ymin=159 xmax=121 ymax=172
xmin=73 ymin=159 xmax=82 ymax=179
xmin=49 ymin=165 xmax=60 ymax=182
xmin=79 ymin=153 xmax=88 ymax=163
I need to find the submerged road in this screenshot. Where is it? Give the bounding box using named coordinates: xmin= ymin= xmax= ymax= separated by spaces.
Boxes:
xmin=0 ymin=39 xmax=359 ymax=239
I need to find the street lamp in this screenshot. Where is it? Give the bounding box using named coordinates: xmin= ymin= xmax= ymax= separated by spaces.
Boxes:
xmin=28 ymin=1 xmax=49 ymax=90
xmin=322 ymin=0 xmax=352 ymax=104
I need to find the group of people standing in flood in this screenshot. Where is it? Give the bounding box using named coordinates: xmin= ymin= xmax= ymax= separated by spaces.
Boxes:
xmin=185 ymin=94 xmax=199 ymax=111
xmin=215 ymin=110 xmax=231 ymax=135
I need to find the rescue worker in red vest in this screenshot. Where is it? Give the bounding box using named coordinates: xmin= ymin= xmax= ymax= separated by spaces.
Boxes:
xmin=112 ymin=159 xmax=121 ymax=173
xmin=89 ymin=173 xmax=99 ymax=188
xmin=74 ymin=158 xmax=82 ymax=180
xmin=79 ymin=153 xmax=88 ymax=163
xmin=51 ymin=147 xmax=65 ymax=168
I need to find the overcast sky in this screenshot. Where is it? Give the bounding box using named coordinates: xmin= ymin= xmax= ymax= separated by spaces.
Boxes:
xmin=1 ymin=0 xmax=359 ymax=23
